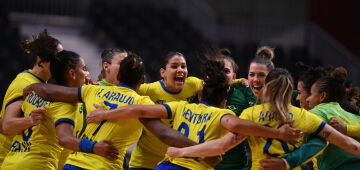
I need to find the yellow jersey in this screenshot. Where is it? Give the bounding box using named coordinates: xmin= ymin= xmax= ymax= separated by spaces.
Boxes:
xmin=65 ymin=84 xmax=154 ymax=170
xmin=163 ymin=100 xmax=235 ymax=170
xmin=129 ymin=76 xmax=204 ymax=169
xmin=2 ymin=91 xmax=76 ymax=170
xmin=239 ymin=103 xmax=326 ymax=170
xmin=58 ymin=103 xmax=84 ymax=170
xmin=0 ymin=69 xmax=46 ymax=166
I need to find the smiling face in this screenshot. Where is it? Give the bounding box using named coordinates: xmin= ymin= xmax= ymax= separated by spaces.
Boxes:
xmin=223 ymin=59 xmax=236 ymax=85
xmin=248 ymin=63 xmax=268 ymax=97
xmin=160 ymin=55 xmax=188 ymax=92
xmin=296 ymin=81 xmax=311 ymax=110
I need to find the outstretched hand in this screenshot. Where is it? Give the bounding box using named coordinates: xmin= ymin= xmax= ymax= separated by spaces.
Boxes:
xmin=86 ymin=104 xmax=106 ymax=123
xmin=278 ymin=121 xmax=303 ymax=143
xmin=93 ymin=140 xmax=119 ymax=161
xmin=329 ymin=118 xmax=347 ymax=135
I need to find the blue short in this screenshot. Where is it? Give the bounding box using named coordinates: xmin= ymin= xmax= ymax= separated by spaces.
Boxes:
xmin=62 ymin=164 xmax=87 ymax=170
xmin=154 ymin=161 xmax=189 ymax=170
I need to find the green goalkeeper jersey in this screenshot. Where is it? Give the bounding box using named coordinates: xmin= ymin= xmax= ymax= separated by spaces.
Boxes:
xmin=215 ymin=84 xmax=300 ymax=170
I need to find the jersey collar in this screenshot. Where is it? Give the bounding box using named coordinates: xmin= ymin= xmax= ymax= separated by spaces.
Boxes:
xmin=198 ymin=101 xmax=210 ymax=106
xmin=117 ymin=84 xmax=135 ymax=91
xmin=24 ymin=69 xmax=45 ymax=83
xmin=159 ymin=80 xmax=182 ymax=94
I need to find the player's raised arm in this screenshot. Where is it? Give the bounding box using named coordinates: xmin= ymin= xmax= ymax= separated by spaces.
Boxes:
xmin=86 ymin=104 xmax=169 ymax=123
xmin=23 ymin=83 xmax=79 ymax=102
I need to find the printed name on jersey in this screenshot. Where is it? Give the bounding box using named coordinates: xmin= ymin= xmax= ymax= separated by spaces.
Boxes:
xmin=258 ymin=111 xmax=294 ymax=122
xmin=182 ymin=107 xmax=213 ymax=124
xmin=97 ymin=89 xmax=134 ymax=105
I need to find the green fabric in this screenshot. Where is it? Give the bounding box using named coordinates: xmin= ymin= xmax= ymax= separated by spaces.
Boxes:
xmin=215 ymin=85 xmax=299 ymax=169
xmin=215 ymin=84 xmax=255 ymax=170
xmin=97 ymin=80 xmax=112 ymax=86
xmin=310 ymin=103 xmax=360 ymax=170
xmin=284 ymin=134 xmax=326 ymax=169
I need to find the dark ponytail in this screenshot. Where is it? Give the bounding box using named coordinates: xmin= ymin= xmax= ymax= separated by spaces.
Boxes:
xmin=118 ymin=52 xmax=145 ymax=88
xmin=316 ymin=67 xmax=347 ymax=103
xmin=201 ymin=48 xmax=229 ymax=107
xmin=21 ymin=29 xmax=61 ymax=66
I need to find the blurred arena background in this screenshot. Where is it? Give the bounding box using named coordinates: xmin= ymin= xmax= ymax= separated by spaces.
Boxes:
xmin=1 ymin=0 xmax=359 ymax=105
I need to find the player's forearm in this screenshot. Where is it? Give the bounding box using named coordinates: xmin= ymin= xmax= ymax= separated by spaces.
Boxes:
xmin=176 ymin=132 xmax=245 ymax=158
xmin=140 ymin=118 xmax=197 ymax=147
xmin=2 ymin=117 xmax=33 ymax=134
xmin=25 ymin=83 xmax=79 ymax=102
xmin=320 ymin=124 xmax=360 ymax=156
xmin=103 ymin=105 xmax=168 ymax=120
xmin=58 ymin=134 xmax=81 ymax=152
xmin=225 ymin=116 xmax=280 ymax=138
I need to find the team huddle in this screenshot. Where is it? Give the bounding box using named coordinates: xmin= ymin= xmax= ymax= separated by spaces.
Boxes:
xmin=0 ymin=29 xmax=359 ymax=170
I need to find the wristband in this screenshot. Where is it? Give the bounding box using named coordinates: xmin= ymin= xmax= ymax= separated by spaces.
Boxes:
xmin=79 ymin=139 xmax=97 ymax=153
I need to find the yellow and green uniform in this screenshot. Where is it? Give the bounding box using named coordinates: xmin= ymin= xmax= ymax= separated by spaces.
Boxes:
xmin=97 ymin=79 xmax=116 ymax=86
xmin=239 ymin=103 xmax=325 ymax=170
xmin=0 ymin=69 xmax=45 ymax=166
xmin=65 ymin=84 xmax=155 ymax=170
xmin=129 ymin=76 xmax=203 ymax=169
xmin=216 ymin=84 xmax=300 ymax=170
xmin=1 ymin=91 xmax=76 ymax=170
xmin=310 ymin=102 xmax=360 ymax=170
xmin=161 ymin=100 xmax=235 ymax=170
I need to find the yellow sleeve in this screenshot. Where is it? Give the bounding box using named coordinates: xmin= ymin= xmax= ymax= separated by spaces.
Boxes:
xmin=78 ymin=85 xmax=99 ymax=103
xmin=296 ymin=110 xmax=326 ymax=134
xmin=239 ymin=108 xmax=252 ymax=121
xmin=3 ymin=79 xmax=32 ymax=111
xmin=162 ymin=101 xmax=182 ymax=119
xmin=187 ymin=77 xmax=204 ymax=91
xmin=138 ymin=96 xmax=155 ymax=105
xmin=347 ymin=125 xmax=360 ymax=137
xmin=232 ymin=78 xmax=245 ymax=84
xmin=48 ymin=102 xmax=76 ymax=127
xmin=138 ymin=83 xmax=151 ymax=96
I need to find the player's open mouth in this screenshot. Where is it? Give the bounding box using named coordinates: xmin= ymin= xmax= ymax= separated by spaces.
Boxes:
xmin=174 ymin=76 xmax=185 ymax=85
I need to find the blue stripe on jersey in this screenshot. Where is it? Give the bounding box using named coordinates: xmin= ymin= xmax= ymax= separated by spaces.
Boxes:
xmin=55 ymin=118 xmax=75 ymax=127
xmin=162 ymin=104 xmax=172 ymax=119
xmin=78 ymin=86 xmax=83 ymax=103
xmin=24 ymin=71 xmax=45 ymax=83
xmin=159 ymin=80 xmax=182 ymax=94
xmin=5 ymin=96 xmax=23 ymax=109
xmin=313 ymin=121 xmax=326 ymax=135
xmin=219 ymin=113 xmax=233 ymax=124
xmin=117 ymin=83 xmax=135 ymax=91
xmin=92 ymin=120 xmax=107 ymax=136
xmin=198 ymin=101 xmax=210 ymax=106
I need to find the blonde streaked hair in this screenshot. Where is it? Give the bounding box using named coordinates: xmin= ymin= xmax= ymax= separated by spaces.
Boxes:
xmin=258 ymin=68 xmax=294 ymax=124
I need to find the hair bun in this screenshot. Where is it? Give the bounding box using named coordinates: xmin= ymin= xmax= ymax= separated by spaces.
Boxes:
xmin=21 ymin=40 xmax=32 ymax=54
xmin=256 ymin=46 xmax=274 ymax=60
xmin=330 ymin=67 xmax=347 ymax=84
